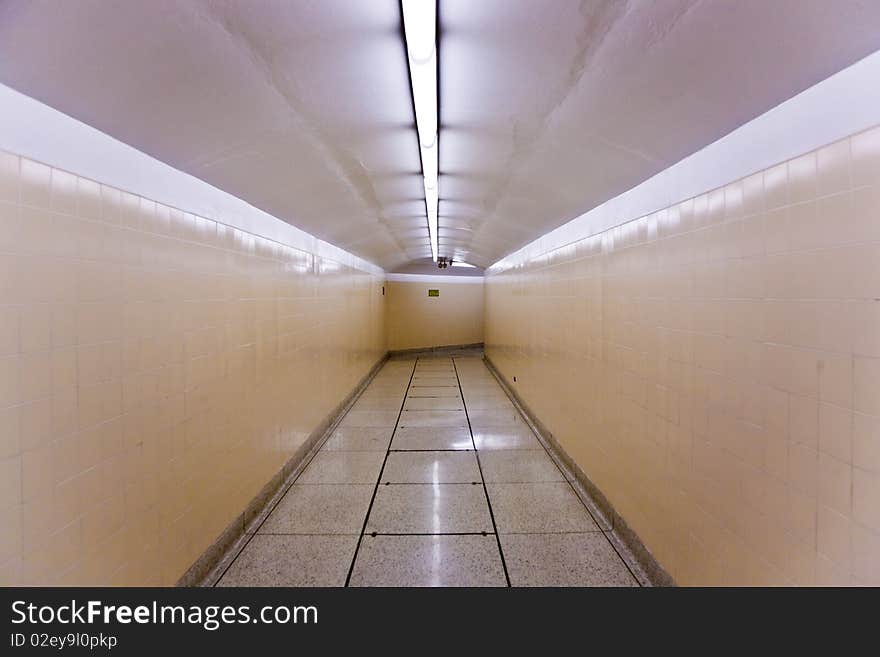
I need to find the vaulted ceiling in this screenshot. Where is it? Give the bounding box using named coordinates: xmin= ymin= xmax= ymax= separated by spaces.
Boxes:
xmin=1 ymin=0 xmax=879 ymax=270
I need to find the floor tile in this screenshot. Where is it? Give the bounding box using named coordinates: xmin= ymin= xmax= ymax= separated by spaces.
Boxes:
xmin=463 ymin=397 xmax=517 ymax=410
xmin=478 ymin=450 xmax=564 ymax=483
xmin=487 ymin=483 xmax=599 ymax=533
xmin=461 ymin=385 xmax=505 ymax=393
xmin=468 ymin=408 xmax=527 ymax=426
xmin=349 ymin=535 xmax=506 ymax=587
xmin=356 ymin=393 xmax=406 ymax=404
xmin=404 ymin=397 xmax=464 ymax=411
xmin=407 ymin=386 xmax=462 ymax=397
xmin=217 ymin=535 xmax=357 ymax=587
xmin=391 ymin=426 xmax=474 ymax=451
xmin=369 ymin=378 xmax=410 ymax=387
xmin=337 ymin=409 xmax=400 ymax=428
xmin=382 ymin=451 xmax=480 ymax=483
xmin=465 ymin=394 xmax=506 ymax=402
xmin=366 ymin=483 xmax=492 ymax=534
xmin=322 ymin=426 xmax=393 ymax=451
xmin=462 ymin=389 xmax=507 ymax=397
xmin=399 ymin=410 xmax=469 ymax=428
xmin=369 ymin=375 xmax=410 ymax=383
xmin=296 ymin=451 xmax=385 ymax=484
xmin=410 ymin=382 xmax=457 ymax=392
xmin=472 ymin=426 xmax=543 ymax=450
xmin=350 ymin=397 xmax=403 ymax=411
xmin=461 ymin=382 xmax=504 ymax=392
xmin=258 ymin=484 xmax=374 ymax=534
xmin=215 ymin=355 xmax=638 ymax=587
xmin=358 ymin=387 xmax=405 ymax=395
xmin=463 ymin=391 xmax=503 ymax=399
xmin=500 ymin=533 xmax=637 ymax=587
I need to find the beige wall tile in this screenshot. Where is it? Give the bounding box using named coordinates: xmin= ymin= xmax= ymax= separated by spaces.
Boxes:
xmin=486 ymin=129 xmax=880 ymax=586
xmin=853 ymin=467 xmax=880 ymax=532
xmin=50 ymin=169 xmax=78 ymax=216
xmin=817 ymin=504 xmax=850 ymax=569
xmin=818 ymin=402 xmax=852 ymax=463
xmin=20 ymin=159 xmax=51 ymax=209
xmin=851 ymin=125 xmax=880 ymax=188
xmin=0 ymin=149 xmax=386 ymax=585
xmin=818 ymin=452 xmax=851 ymax=515
xmin=816 ymin=138 xmax=852 ymax=197
xmin=851 ymin=522 xmax=880 ymax=584
xmin=0 ymin=306 xmax=19 ymax=356
xmin=853 ymin=412 xmax=880 ymax=473
xmin=855 ymin=357 xmax=880 ymax=415
xmin=0 ymin=151 xmax=19 ymax=203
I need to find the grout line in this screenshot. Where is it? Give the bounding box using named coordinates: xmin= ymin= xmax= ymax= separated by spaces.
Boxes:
xmin=387 ymin=448 xmax=472 ymax=452
xmin=452 ymin=357 xmax=512 ymax=587
xmin=356 ymin=532 xmax=498 ymax=537
xmin=344 ymin=359 xmax=419 ymax=586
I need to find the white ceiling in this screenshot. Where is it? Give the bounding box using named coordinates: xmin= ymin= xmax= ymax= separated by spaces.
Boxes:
xmin=0 ymin=0 xmax=879 ymax=270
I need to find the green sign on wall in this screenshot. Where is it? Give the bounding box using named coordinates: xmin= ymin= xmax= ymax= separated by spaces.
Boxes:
xmin=428 ymin=289 xmax=439 ymax=297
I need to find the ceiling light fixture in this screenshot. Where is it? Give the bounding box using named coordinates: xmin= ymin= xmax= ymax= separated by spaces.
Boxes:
xmin=451 ymin=261 xmax=476 ymax=268
xmin=402 ymin=0 xmax=439 ymax=262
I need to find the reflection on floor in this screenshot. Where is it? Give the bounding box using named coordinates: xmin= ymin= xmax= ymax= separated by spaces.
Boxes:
xmin=216 ymin=355 xmax=638 ymax=587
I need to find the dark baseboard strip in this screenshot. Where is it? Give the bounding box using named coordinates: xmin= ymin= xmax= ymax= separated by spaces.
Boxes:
xmin=176 ymin=352 xmax=391 ymax=587
xmin=482 ymin=354 xmax=676 ymax=588
xmin=388 ymin=342 xmax=484 ymax=359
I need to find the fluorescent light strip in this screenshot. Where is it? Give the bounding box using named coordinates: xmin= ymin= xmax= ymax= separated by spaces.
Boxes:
xmin=402 ymin=0 xmax=439 ymax=262
xmin=451 ymin=261 xmax=476 ymax=268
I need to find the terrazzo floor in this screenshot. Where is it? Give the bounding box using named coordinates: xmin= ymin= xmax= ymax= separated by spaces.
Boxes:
xmin=216 ymin=355 xmax=638 ymax=587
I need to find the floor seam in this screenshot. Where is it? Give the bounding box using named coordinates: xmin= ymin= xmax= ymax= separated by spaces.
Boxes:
xmin=344 ymin=359 xmax=419 ymax=586
xmin=452 ymin=357 xmax=512 ymax=587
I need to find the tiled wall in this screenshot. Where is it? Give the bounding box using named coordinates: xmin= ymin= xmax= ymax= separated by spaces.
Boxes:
xmin=0 ymin=151 xmax=386 ymax=585
xmin=485 ymin=126 xmax=880 ymax=585
xmin=385 ymin=278 xmax=484 ymax=351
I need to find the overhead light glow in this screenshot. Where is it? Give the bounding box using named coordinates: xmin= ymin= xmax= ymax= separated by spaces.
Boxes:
xmin=451 ymin=261 xmax=476 ymax=268
xmin=421 ymin=140 xmax=437 ymax=183
xmin=402 ymin=0 xmax=439 ymax=262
